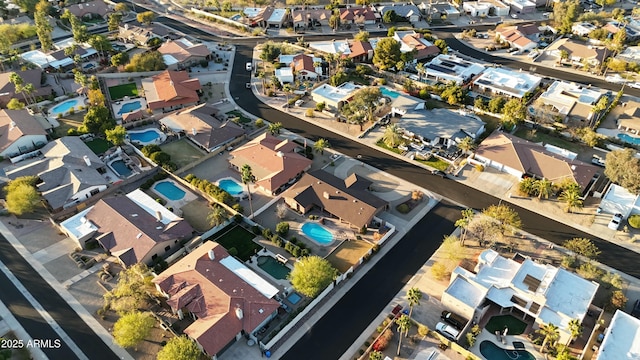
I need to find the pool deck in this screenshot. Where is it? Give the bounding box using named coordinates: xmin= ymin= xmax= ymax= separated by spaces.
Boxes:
xmin=151 ymin=179 xmax=197 ymax=214
xmin=471 ymin=330 xmax=544 ymax=360
xmin=112 ymin=97 xmax=148 ymax=119
xmin=126 ymin=127 xmax=167 ymax=146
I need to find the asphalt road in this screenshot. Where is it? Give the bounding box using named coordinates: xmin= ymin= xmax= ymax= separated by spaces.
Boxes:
xmin=280 ymin=201 xmax=459 ymax=360
xmin=0 ymin=236 xmax=119 ymax=360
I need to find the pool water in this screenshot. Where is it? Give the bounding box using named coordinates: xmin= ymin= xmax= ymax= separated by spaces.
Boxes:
xmin=287 ymin=292 xmax=302 ymax=305
xmin=380 ymin=87 xmax=400 ymax=99
xmin=218 ymin=178 xmax=244 ymax=196
xmin=257 ymin=256 xmax=290 ymax=280
xmin=617 ymin=133 xmax=640 ymax=145
xmin=479 ymin=341 xmax=535 ymax=360
xmin=118 ymin=100 xmax=142 ymax=115
xmin=50 ymin=98 xmax=82 ymax=115
xmin=128 ymin=129 xmax=161 ymax=143
xmin=154 ymin=181 xmax=186 ymax=201
xmin=110 ymin=160 xmax=132 ymax=177
xmin=301 ymin=222 xmax=334 ymax=245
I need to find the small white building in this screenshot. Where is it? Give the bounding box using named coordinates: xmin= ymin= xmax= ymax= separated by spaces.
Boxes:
xmin=501 ymin=0 xmax=536 ymax=13
xmin=310 ymin=82 xmax=362 ymax=110
xmin=538 ymin=80 xmax=602 ymax=123
xmin=425 ymin=54 xmax=487 ymax=85
xmin=473 ymin=67 xmax=541 ymax=98
xmin=463 ymin=0 xmax=510 ymax=17
xmin=275 ymin=67 xmax=294 ymax=84
xmin=595 ymin=310 xmax=640 ymax=360
xmin=309 ymin=40 xmax=351 ymax=56
xmin=572 ymin=22 xmax=597 ymax=37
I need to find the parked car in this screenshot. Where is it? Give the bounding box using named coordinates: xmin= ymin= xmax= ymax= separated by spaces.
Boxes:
xmin=431 ymin=170 xmax=448 ymax=178
xmin=294 ymin=99 xmax=304 ymax=107
xmin=591 ymin=155 xmax=605 ymax=167
xmin=608 ymin=213 xmax=623 ymax=230
xmin=441 ymin=311 xmax=466 ymax=330
xmin=628 ymin=82 xmax=640 ymax=89
xmin=436 ymin=322 xmax=460 ymax=341
xmin=245 ymin=62 xmax=252 ymax=71
xmin=632 ymin=299 xmax=640 ymax=318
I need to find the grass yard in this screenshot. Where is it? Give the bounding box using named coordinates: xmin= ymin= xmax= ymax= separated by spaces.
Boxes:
xmin=108 ymin=83 xmax=138 ymax=100
xmin=53 ymin=120 xmax=80 ymax=139
xmin=513 ymin=127 xmax=583 ymax=153
xmin=160 ymin=139 xmax=206 ymax=169
xmin=326 ymin=240 xmax=373 ymax=273
xmin=207 ymin=224 xmax=262 ymax=261
xmin=86 ymin=138 xmax=112 ymax=155
xmin=225 ymin=110 xmax=252 ymax=124
xmin=376 ymin=138 xmax=403 ymax=154
xmin=416 ymin=155 xmax=449 ymax=171
xmin=485 ymin=315 xmax=528 ymax=335
xmin=179 ymin=199 xmax=212 ymax=232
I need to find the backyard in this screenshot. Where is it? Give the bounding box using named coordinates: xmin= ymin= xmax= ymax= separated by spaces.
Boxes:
xmin=108 ymin=83 xmax=138 ymax=100
xmin=160 ymin=139 xmax=206 ymax=169
xmin=207 ymin=224 xmax=262 ymax=261
xmin=179 ymin=199 xmax=212 ymax=232
xmin=513 ymin=127 xmax=583 ymax=153
xmin=86 ymin=138 xmax=112 ymax=155
xmin=325 ymin=240 xmax=373 ymax=273
xmin=226 ymin=110 xmax=252 ymax=124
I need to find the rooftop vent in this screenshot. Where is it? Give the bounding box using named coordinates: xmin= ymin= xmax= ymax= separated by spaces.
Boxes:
xmin=131 ymin=213 xmax=138 ymax=217
xmin=83 ymin=155 xmax=91 ymax=167
xmin=136 ymin=232 xmax=142 ymax=239
xmin=191 ymin=128 xmax=197 ymax=136
xmin=9 ymin=121 xmax=16 ymax=130
xmin=155 ymin=210 xmax=162 ymax=222
xmin=323 ymin=191 xmax=330 ymax=199
xmin=276 ymin=151 xmax=284 ymax=157
xmin=235 ymin=308 xmax=243 ymax=320
xmin=208 ymin=249 xmax=215 ymax=261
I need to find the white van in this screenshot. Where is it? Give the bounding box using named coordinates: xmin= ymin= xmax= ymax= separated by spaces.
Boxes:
xmin=436 ymin=322 xmax=460 ymax=341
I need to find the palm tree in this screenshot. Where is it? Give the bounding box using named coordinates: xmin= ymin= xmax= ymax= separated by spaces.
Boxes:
xmin=268 ymin=122 xmax=282 ymax=135
xmin=534 ymin=178 xmax=553 ymax=199
xmin=406 ymin=287 xmax=422 ymax=329
xmin=536 ymin=323 xmax=560 ymax=352
xmin=396 ymin=314 xmax=411 ymax=356
xmin=558 ymin=188 xmax=583 ymax=213
xmin=382 ymin=123 xmax=402 ymax=148
xmin=241 ymin=164 xmax=254 ymax=218
xmin=454 ymin=208 xmax=474 ymax=246
xmin=567 ymin=319 xmax=583 ymax=345
xmin=457 ymin=137 xmax=476 ymax=155
xmin=313 ymin=138 xmax=330 ymax=154
xmin=415 ymin=62 xmax=425 ymax=82
xmin=257 ymin=71 xmax=267 ymax=95
xmin=207 ymin=206 xmax=228 ymax=227
xmin=282 ymin=84 xmax=293 ymax=108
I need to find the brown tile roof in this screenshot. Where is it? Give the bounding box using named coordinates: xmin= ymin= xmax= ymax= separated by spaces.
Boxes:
xmin=475 ymin=132 xmax=598 ymax=191
xmin=0 ymin=109 xmax=47 ymax=154
xmin=499 ymin=28 xmax=536 ymax=48
xmin=66 ymin=0 xmax=111 ymax=18
xmin=281 ymin=170 xmax=387 ymax=228
xmin=618 ymin=101 xmax=640 ymax=131
xmin=349 ymin=40 xmax=373 ymax=58
xmin=158 ymin=39 xmax=211 ymax=64
xmin=291 ymin=54 xmax=316 ymax=73
xmin=0 ymin=69 xmax=51 ymax=107
xmin=148 ymin=70 xmax=201 ymax=110
xmin=515 ymin=24 xmax=540 ymax=36
xmin=340 ymin=7 xmax=378 ymax=22
xmin=401 ymin=33 xmax=440 ymax=59
xmin=152 ymin=242 xmax=280 ymax=357
xmin=229 ymin=133 xmax=312 ymax=193
xmin=87 ymin=196 xmax=193 ymax=266
xmin=292 ymin=9 xmax=332 ymax=23
xmin=548 ymin=38 xmax=610 ymax=61
xmin=122 ymin=110 xmax=144 ymax=122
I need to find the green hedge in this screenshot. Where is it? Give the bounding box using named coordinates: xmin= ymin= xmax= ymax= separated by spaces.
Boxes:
xmin=183 ymin=173 xmax=236 ymax=206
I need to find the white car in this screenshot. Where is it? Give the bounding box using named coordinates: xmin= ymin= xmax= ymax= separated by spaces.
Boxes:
xmin=245 ymin=62 xmax=252 ymax=71
xmin=510 ymin=13 xmax=518 ymax=18
xmin=435 ymin=322 xmax=460 ymax=341
xmin=628 ymin=82 xmax=640 ymax=89
xmin=608 ymin=213 xmax=623 ymax=230
xmin=294 ymin=99 xmax=304 ymax=107
xmin=605 ymin=75 xmax=625 ymax=84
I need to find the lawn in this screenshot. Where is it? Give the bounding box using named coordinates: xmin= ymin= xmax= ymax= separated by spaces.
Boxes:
xmin=416 ymin=155 xmax=449 ymax=171
xmin=160 ymin=139 xmax=206 ymax=169
xmin=108 ymin=83 xmax=138 ymax=100
xmin=513 ymin=127 xmax=583 ymax=153
xmin=52 ymin=120 xmax=80 ymax=139
xmin=485 ymin=315 xmax=528 ymax=335
xmin=179 ymin=199 xmax=211 ymax=232
xmin=326 ymin=240 xmax=373 ymax=273
xmin=376 ymin=139 xmax=403 ymax=154
xmin=225 ymin=110 xmax=252 ymax=124
xmin=85 ymin=138 xmax=112 ymax=155
xmin=207 ymin=224 xmax=262 ymax=261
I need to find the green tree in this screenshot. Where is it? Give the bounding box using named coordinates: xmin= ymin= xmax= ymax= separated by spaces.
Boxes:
xmin=259 ymin=41 xmax=281 ymax=62
xmin=34 ymin=0 xmax=52 ymax=51
xmin=442 ymin=234 xmax=464 ymax=262
xmin=207 ymin=205 xmax=228 ymax=227
xmin=396 ymin=314 xmax=411 ymax=355
xmin=157 ymin=336 xmax=202 ymax=360
xmin=558 ymin=187 xmax=583 ymax=213
xmin=534 ymin=178 xmax=553 ymax=199
xmin=88 ymin=35 xmax=112 ymax=62
xmin=5 ymin=176 xmax=40 ymax=215
xmin=576 ymin=127 xmax=602 ymax=147
xmin=373 ymin=38 xmax=402 ymax=71
xmin=88 ymin=88 xmax=106 ymax=108
xmin=563 ymin=237 xmax=600 ymax=259
xmin=125 ymin=51 xmax=166 ymax=72
xmin=268 ymin=122 xmax=282 ymax=135
xmin=369 ymin=350 xmax=383 ymax=360
xmin=519 ymin=177 xmax=536 ymax=196
xmin=607 ymin=28 xmax=626 ymax=56
xmin=9 ymin=72 xmax=36 ymax=106
xmin=108 ymin=13 xmax=123 ymax=32
xmin=382 ymin=10 xmax=398 ymax=23
xmin=536 ymin=323 xmax=560 ymax=352
xmin=553 ymin=0 xmax=580 ymax=34
xmin=434 ymin=39 xmax=448 ymax=54
xmin=354 ymin=30 xmax=369 ymax=42
xmin=382 ymin=123 xmax=402 ymax=148
xmin=103 ymin=264 xmax=155 ymax=314
xmin=313 ymin=138 xmax=330 ymax=155
xmin=137 ymin=11 xmax=156 ymax=26
xmin=440 ymin=82 xmax=466 ymax=105
xmin=567 ymin=319 xmax=583 ymax=345
xmin=6 ymin=98 xmax=25 ymax=110
xmin=454 ymin=208 xmax=474 ymax=246
xmin=610 ymin=290 xmax=627 ymax=309
xmin=114 ymin=3 xmax=128 ymax=13
xmin=289 ymin=256 xmax=338 ymax=298
xmin=113 ymin=312 xmax=155 ymax=349
xmin=111 ymin=52 xmax=129 ymax=67
xmin=14 ymin=0 xmax=38 ymax=13
xmin=502 ymin=98 xmax=526 ymax=125
xmin=241 ymin=164 xmax=254 ymax=218
xmin=341 ymin=87 xmax=382 ymax=130
xmin=62 ymin=10 xmax=88 ymax=43
xmin=605 ymin=149 xmax=640 ymax=194
xmin=82 ymin=106 xmax=115 ymax=135
xmin=482 ymin=204 xmax=521 ymax=235
xmin=105 ymin=125 xmax=126 ymax=146
xmin=329 ymin=13 xmax=340 ymax=30
xmin=488 ymin=96 xmax=506 ymax=113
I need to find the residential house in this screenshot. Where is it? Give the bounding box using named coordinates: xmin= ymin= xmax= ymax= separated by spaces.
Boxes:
xmin=538 ymin=80 xmax=603 ymax=124
xmin=617 ymin=100 xmax=640 ymax=135
xmin=159 ymin=104 xmax=245 ymax=152
xmin=66 ymin=0 xmax=111 ymax=20
xmin=500 ymin=0 xmax=535 ymax=13
xmin=246 ymin=6 xmax=288 ymax=28
xmin=498 ymin=25 xmax=539 ymax=52
xmin=348 ymin=40 xmax=374 ymax=62
xmin=472 ymin=67 xmax=541 ymax=99
xmin=142 ymin=70 xmax=201 ymax=113
xmin=5 ymin=137 xmax=108 ymax=212
xmin=419 ymin=2 xmax=461 ymax=20
xmin=393 ymin=31 xmax=440 ymax=61
xmin=617 ymin=46 xmax=640 ymax=65
xmin=594 ymin=310 xmax=640 ymax=360
xmin=0 ymin=109 xmax=47 ymax=159
xmin=290 ymin=54 xmax=322 ymax=80
xmin=473 ymin=132 xmax=599 ymax=192
xmin=310 ymin=82 xmax=362 ymax=110
xmin=59 ymin=189 xmax=193 ymax=261
xmin=20 ymin=39 xmax=97 ymax=71
xmin=340 ymin=6 xmax=379 ymax=25
xmin=158 ymin=38 xmax=212 ymax=70
xmin=443 ymin=249 xmax=599 ymax=344
xmin=0 ymin=69 xmax=51 ymax=107
xmin=546 ymin=38 xmax=611 ymax=67
xmin=118 ymin=22 xmax=179 ymax=45
xmin=423 ymin=54 xmax=486 ymax=85
xmin=572 ymin=22 xmax=597 ymax=37
xmin=463 ymin=0 xmax=510 ymax=17
xmin=309 ymin=40 xmax=351 ymax=56
xmin=228 ymin=133 xmax=312 ymax=196
xmin=378 ymin=4 xmax=422 ymax=23
xmin=153 ymin=241 xmax=280 ymax=359
xmin=604 ymin=21 xmax=640 ymax=42
xmin=292 ymin=9 xmax=332 ymax=28
xmin=392 ymin=94 xmax=485 ymax=148
xmin=275 ymin=67 xmax=294 ymax=84
xmin=282 ymin=170 xmax=388 ymax=229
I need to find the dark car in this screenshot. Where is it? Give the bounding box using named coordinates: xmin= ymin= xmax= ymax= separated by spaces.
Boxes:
xmin=632 ymin=299 xmax=640 ymax=318
xmin=431 ymin=170 xmax=447 ymax=178
xmin=441 ymin=311 xmax=467 ymax=330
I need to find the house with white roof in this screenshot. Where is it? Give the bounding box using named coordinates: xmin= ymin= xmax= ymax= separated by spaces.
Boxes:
xmin=538 ymin=80 xmax=603 ymax=124
xmin=279 ymin=54 xmax=323 ymax=81
xmin=378 ymin=4 xmax=422 ymax=23
xmin=443 ymin=249 xmax=599 ymax=344
xmin=245 ymin=7 xmax=288 ymax=28
xmin=501 ymin=0 xmax=535 ymax=13
xmin=617 ymin=46 xmax=640 ymax=64
xmin=20 ymin=38 xmax=97 ymax=70
xmin=309 ymin=40 xmax=351 ymax=56
xmin=472 ymin=67 xmax=541 ymax=99
xmin=424 ymin=54 xmax=486 ymax=84
xmin=594 ymin=310 xmax=640 ymax=360
xmin=311 ymin=82 xmax=362 ymax=110
xmin=572 ymin=22 xmax=597 ymax=37
xmin=420 ymin=2 xmax=461 ymax=20
xmin=275 ymin=67 xmax=294 ymax=84
xmin=463 ymin=0 xmax=510 ymax=17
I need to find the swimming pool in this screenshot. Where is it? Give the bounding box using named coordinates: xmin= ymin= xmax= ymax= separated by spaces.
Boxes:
xmin=117 ymin=100 xmax=142 ymax=115
xmin=479 ymin=341 xmax=535 ymax=360
xmin=287 ymin=292 xmax=302 ymax=305
xmin=109 ymin=159 xmax=132 ymax=177
xmin=617 ymin=133 xmax=640 ymax=145
xmin=218 ymin=178 xmax=244 ymax=196
xmin=154 ymin=181 xmax=186 ymax=201
xmin=49 ymin=98 xmax=84 ymax=117
xmin=380 ymin=87 xmax=400 ymax=99
xmin=257 ymin=256 xmax=290 ymax=280
xmin=127 ymin=129 xmax=165 ymax=146
xmin=301 ymin=222 xmax=334 ymax=245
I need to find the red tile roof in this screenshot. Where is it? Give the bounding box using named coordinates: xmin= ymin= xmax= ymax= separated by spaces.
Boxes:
xmin=340 ymin=7 xmax=378 ymax=22
xmin=148 ymin=70 xmax=201 ymax=110
xmin=291 ymin=54 xmax=317 ymax=73
xmin=349 ymin=40 xmax=373 ymax=58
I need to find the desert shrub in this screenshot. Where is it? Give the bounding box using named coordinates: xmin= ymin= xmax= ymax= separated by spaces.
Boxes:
xmin=628 ymin=214 xmax=640 ymax=229
xmin=232 ymin=203 xmax=244 ymax=214
xmin=561 ymin=255 xmax=576 ymax=269
xmin=262 ymin=228 xmax=273 ymax=239
xmin=255 ymin=118 xmax=265 ymax=128
xmin=396 ymin=203 xmax=410 ymax=214
xmin=475 ymin=164 xmax=485 ymax=172
xmin=276 ymin=221 xmax=290 ymax=236
xmin=431 ymin=262 xmax=449 ymax=281
xmin=610 ymin=290 xmax=627 ymax=309
xmin=418 ymin=324 xmax=429 ymax=337
xmin=577 ymin=262 xmax=603 ymax=280
xmin=373 ymin=329 xmax=393 ymax=351
xmin=316 ymin=102 xmax=326 ymax=111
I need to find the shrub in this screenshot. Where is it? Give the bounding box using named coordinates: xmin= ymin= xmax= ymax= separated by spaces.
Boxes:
xmin=233 ymin=213 xmax=243 ymax=223
xmin=252 ymin=225 xmax=261 ymax=235
xmin=431 ymin=262 xmax=449 ymax=281
xmin=276 ymin=222 xmax=290 ymax=236
xmin=396 ymin=203 xmax=410 ymax=214
xmin=629 ymin=214 xmax=640 ymax=229
xmin=255 ymin=118 xmax=265 ymax=128
xmin=232 ymin=203 xmax=244 ymax=214
xmin=475 ymin=164 xmax=485 ymax=172
xmin=577 ymin=262 xmax=603 ymax=280
xmin=610 ymin=290 xmax=627 ymax=309
xmin=305 ymin=108 xmax=314 ymax=117
xmin=262 ymin=228 xmax=273 ymax=239
xmin=155 ymin=198 xmax=166 ymax=205
xmin=561 ymin=255 xmax=576 ymax=269
xmin=466 ymin=333 xmax=476 ymax=348
xmin=228 ymin=247 xmax=238 ymax=257
xmin=418 ymin=324 xmax=429 ymax=337
xmin=373 ymin=329 xmax=393 ymax=351
xmin=316 ymin=102 xmax=326 ymax=111
xmin=360 ymin=225 xmax=367 ymax=235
